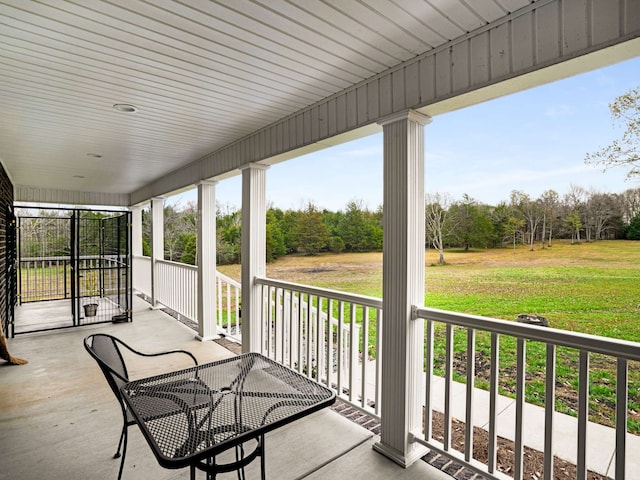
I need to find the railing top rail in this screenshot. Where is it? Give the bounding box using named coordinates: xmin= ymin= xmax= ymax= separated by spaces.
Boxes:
xmin=156 ymin=258 xmax=197 ymax=271
xmin=416 ymin=306 xmax=640 ymax=361
xmin=256 ymin=276 xmax=383 ymax=309
xmin=216 ymin=271 xmax=241 ymax=289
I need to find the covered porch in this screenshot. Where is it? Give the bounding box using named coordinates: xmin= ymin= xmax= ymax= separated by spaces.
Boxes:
xmin=2 ymin=2 xmax=640 ymax=479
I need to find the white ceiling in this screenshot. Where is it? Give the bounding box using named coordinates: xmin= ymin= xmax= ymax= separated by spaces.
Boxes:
xmin=1 ymin=0 xmax=535 ymax=200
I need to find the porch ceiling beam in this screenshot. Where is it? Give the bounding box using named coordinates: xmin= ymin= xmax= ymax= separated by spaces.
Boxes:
xmin=14 ymin=186 xmax=131 ymax=208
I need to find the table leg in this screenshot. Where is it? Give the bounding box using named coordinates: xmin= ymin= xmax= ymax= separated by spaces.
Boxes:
xmin=208 ymin=457 xmax=215 ymax=480
xmin=236 ymin=444 xmax=245 ymax=480
xmin=260 ymin=435 xmax=266 ymax=480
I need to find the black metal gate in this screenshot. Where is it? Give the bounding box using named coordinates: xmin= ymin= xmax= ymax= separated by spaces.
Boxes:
xmin=4 ymin=206 xmax=16 ymax=338
xmin=14 ymin=207 xmax=132 ymax=336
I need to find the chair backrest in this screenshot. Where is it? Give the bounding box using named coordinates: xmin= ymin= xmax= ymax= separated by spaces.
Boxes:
xmin=84 ymin=334 xmax=130 ymax=405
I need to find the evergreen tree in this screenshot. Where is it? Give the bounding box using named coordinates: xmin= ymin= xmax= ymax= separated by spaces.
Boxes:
xmin=292 ymin=202 xmax=329 ymax=255
xmin=627 ymin=214 xmax=640 ymax=240
xmin=180 ymin=233 xmax=196 ymax=265
xmin=266 ymin=208 xmax=286 ymax=261
xmin=447 ymin=195 xmax=494 ymax=250
xmin=566 ymin=210 xmax=583 ymax=244
xmin=336 ymin=200 xmax=382 ymax=252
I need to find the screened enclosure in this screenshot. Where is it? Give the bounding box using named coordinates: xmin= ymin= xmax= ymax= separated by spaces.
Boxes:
xmin=12 ymin=207 xmax=132 ymax=335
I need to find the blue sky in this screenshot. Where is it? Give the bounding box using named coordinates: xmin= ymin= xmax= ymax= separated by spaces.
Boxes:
xmin=173 ymin=56 xmax=640 ymax=212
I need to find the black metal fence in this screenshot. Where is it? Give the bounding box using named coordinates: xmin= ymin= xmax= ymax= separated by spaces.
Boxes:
xmin=14 ymin=207 xmax=131 ymax=335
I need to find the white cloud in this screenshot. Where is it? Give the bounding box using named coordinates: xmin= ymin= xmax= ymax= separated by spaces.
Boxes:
xmin=544 ymin=104 xmax=573 ymax=117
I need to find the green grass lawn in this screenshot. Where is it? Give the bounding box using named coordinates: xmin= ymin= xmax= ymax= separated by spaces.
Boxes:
xmin=220 ymin=239 xmax=640 ymax=340
xmin=218 ymin=239 xmax=640 ymax=431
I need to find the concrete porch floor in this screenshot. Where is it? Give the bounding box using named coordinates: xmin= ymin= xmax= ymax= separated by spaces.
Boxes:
xmin=1 ymin=296 xmax=451 ymax=480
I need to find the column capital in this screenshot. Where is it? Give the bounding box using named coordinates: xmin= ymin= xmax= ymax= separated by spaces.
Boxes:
xmin=239 ymin=162 xmax=270 ymax=172
xmin=378 ymin=109 xmax=432 ymax=127
xmin=196 ymin=179 xmax=218 ymax=187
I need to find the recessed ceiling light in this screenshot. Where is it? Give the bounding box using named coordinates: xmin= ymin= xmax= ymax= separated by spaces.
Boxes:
xmin=86 ymin=153 xmax=102 ymax=158
xmin=113 ymin=103 xmax=138 ymax=113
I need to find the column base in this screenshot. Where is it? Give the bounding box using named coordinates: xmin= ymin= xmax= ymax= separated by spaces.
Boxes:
xmin=372 ymin=440 xmax=428 ymax=468
xmin=195 ymin=334 xmax=219 ymax=342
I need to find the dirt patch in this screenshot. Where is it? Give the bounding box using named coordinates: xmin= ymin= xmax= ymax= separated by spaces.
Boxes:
xmin=304 ymin=267 xmax=336 ymax=273
xmin=331 ymin=398 xmax=610 ymax=480
xmin=447 ymin=350 xmax=640 ymax=433
xmin=430 ymin=410 xmax=609 ymax=479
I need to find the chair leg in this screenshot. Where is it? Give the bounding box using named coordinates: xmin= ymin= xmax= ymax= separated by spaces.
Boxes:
xmin=114 ymin=422 xmax=126 ymax=459
xmin=259 ymin=435 xmax=265 ymax=480
xmin=117 ymin=427 xmax=128 ymax=480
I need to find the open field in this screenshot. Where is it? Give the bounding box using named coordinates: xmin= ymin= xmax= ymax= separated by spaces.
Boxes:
xmin=219 ymin=239 xmax=640 ymax=339
xmin=217 ymin=239 xmax=640 ymax=432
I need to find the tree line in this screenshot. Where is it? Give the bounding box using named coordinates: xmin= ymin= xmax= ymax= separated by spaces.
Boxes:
xmin=142 ymin=199 xmax=383 ymax=265
xmin=141 ymin=186 xmax=640 ymax=267
xmin=17 ymin=209 xmax=126 ymax=258
xmin=426 ymin=186 xmax=640 ymax=264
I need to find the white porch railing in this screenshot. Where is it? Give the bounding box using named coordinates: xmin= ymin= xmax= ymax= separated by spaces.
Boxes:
xmin=133 ymin=256 xmax=241 ymax=339
xmin=156 ymin=259 xmax=198 ymax=320
xmin=255 ymin=276 xmax=383 ymax=418
xmin=414 ymin=306 xmax=640 ymax=480
xmin=215 ymin=270 xmax=242 ymax=340
xmin=132 ymin=255 xmax=151 ymax=298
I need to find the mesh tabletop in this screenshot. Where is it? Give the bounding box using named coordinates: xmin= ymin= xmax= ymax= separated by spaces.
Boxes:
xmin=121 ymin=353 xmax=335 ymax=469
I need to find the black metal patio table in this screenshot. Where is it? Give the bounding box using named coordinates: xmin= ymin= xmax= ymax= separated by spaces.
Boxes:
xmin=120 ymin=352 xmax=336 ymax=479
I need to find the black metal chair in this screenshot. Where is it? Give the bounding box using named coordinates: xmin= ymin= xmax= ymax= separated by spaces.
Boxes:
xmin=84 ymin=333 xmax=198 ymax=480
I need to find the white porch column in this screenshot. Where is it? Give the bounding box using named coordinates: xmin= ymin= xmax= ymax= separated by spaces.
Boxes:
xmin=150 ymin=196 xmax=164 ymax=308
xmin=196 ymin=181 xmax=217 ymax=341
xmin=240 ymin=163 xmax=268 ymax=353
xmin=373 ymin=110 xmax=431 ymax=467
xmin=130 ymin=205 xmax=143 ymax=257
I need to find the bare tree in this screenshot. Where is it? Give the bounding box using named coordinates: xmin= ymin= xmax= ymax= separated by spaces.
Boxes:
xmin=584 ymin=191 xmax=621 ymax=241
xmin=619 ymin=187 xmax=640 ymax=224
xmin=564 ymin=184 xmax=587 ymax=243
xmin=539 ymin=189 xmax=559 ymax=248
xmin=585 ymin=86 xmax=640 ymax=179
xmin=425 ymin=192 xmax=452 ymax=264
xmin=163 ymin=201 xmax=196 ymax=261
xmin=503 ymin=215 xmax=525 ymax=251
xmin=510 ymin=190 xmax=543 ymax=251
